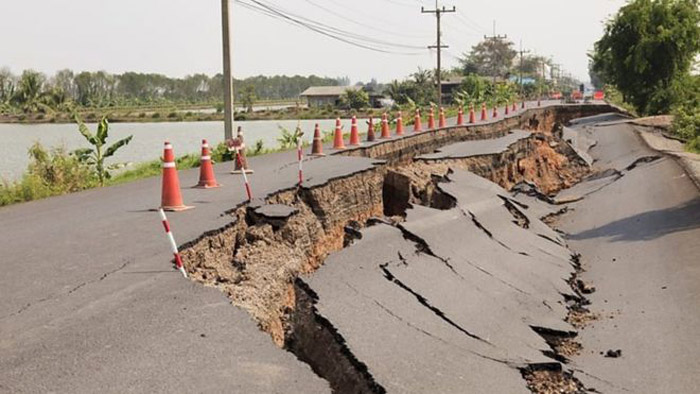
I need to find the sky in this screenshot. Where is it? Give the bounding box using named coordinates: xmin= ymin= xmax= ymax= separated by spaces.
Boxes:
xmin=0 ymin=0 xmax=627 ymax=84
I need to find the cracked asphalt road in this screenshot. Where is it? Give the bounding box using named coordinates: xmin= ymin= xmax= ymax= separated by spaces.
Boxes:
xmin=303 ymin=167 xmax=580 ymax=393
xmin=0 ymin=102 xmax=634 ymax=393
xmin=556 ymin=115 xmax=700 ymax=393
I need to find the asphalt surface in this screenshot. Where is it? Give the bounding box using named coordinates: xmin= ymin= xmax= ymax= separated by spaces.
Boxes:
xmin=555 ymin=115 xmax=700 ymax=393
xmin=0 ymin=100 xmax=616 ymax=393
xmin=0 ymin=149 xmax=372 ymax=393
xmin=416 ymin=130 xmax=531 ymax=160
xmin=304 ymin=168 xmax=578 ymax=393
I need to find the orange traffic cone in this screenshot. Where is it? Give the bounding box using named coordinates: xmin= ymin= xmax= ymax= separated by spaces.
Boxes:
xmin=231 ymin=126 xmax=253 ymax=174
xmin=428 ymin=107 xmax=435 ymax=129
xmin=366 ymin=117 xmax=375 ymax=142
xmin=380 ymin=113 xmax=391 ymax=139
xmin=438 ymin=107 xmax=446 ymax=128
xmin=505 ymin=103 xmax=510 ymax=115
xmin=469 ymin=104 xmax=476 ymax=124
xmin=414 ymin=109 xmax=422 ymax=132
xmin=492 ymin=106 xmax=498 ymax=118
xmin=194 ymin=139 xmax=220 ymax=188
xmin=161 ymin=142 xmax=192 ymax=211
xmin=333 ymin=118 xmax=345 ymax=150
xmin=395 ymin=112 xmax=404 ymax=136
xmin=349 ymin=115 xmax=361 ymax=146
xmin=457 ymin=107 xmax=464 ymax=125
xmin=310 ymin=123 xmax=325 ymax=156
xmin=480 ymin=103 xmax=487 ymax=121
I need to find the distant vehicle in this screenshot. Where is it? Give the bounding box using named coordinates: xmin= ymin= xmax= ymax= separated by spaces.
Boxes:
xmin=549 ymin=91 xmax=563 ymax=99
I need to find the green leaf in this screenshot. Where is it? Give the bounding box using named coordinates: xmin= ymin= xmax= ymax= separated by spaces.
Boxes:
xmin=104 ymin=135 xmax=133 ymax=158
xmin=72 ymin=148 xmax=94 ymax=162
xmin=75 ymin=115 xmax=97 ymax=145
xmin=96 ymin=117 xmax=109 ymax=145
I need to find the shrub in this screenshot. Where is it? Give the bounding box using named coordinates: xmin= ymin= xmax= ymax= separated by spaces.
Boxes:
xmin=151 ymin=112 xmax=161 ymax=119
xmin=0 ymin=143 xmax=95 ymax=206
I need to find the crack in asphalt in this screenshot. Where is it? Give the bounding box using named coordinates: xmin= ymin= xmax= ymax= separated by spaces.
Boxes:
xmin=1 ymin=259 xmax=134 ymax=321
xmin=395 ymin=223 xmax=466 ymax=280
xmin=379 ymin=263 xmax=491 ymax=345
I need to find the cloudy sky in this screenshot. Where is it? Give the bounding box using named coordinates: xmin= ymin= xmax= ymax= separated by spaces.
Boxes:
xmin=0 ymin=0 xmax=627 ymax=83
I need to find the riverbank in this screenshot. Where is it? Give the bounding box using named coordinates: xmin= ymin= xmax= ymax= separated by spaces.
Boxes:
xmin=0 ymin=105 xmax=391 ymax=125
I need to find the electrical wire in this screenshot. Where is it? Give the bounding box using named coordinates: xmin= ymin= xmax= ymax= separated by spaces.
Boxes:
xmin=237 ymin=0 xmax=425 ymax=54
xmin=302 ymin=0 xmax=428 ymax=40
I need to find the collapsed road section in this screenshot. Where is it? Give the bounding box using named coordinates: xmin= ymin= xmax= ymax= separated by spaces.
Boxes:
xmin=180 ymin=104 xmax=620 ymax=393
xmin=0 ymin=102 xmax=631 ymax=393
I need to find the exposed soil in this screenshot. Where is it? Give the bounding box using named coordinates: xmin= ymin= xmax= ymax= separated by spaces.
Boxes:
xmin=522 ymin=368 xmax=589 ymax=394
xmin=177 ymin=104 xmax=620 ymax=392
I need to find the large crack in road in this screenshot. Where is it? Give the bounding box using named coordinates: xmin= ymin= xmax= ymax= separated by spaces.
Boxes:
xmin=178 ymin=107 xmax=618 ymax=393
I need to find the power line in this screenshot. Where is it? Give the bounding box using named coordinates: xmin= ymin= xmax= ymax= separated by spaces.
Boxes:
xmin=236 ymin=0 xmax=424 ymax=55
xmin=303 ymin=0 xmax=428 ymax=40
xmin=454 ymin=11 xmax=487 ymax=34
xmin=253 ymin=0 xmax=426 ymax=50
xmin=322 ymin=0 xmax=427 ymax=37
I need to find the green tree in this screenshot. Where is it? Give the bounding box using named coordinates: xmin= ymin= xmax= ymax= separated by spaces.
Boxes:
xmin=460 ymin=38 xmax=517 ymax=79
xmin=73 ymin=116 xmax=133 ymax=186
xmin=340 ymin=88 xmax=370 ymax=110
xmin=456 ymin=73 xmax=493 ymax=105
xmin=11 ymin=70 xmax=50 ymax=113
xmin=240 ymin=85 xmax=257 ymax=113
xmin=590 ymin=0 xmax=700 ymax=115
xmin=386 ymin=68 xmax=436 ymax=106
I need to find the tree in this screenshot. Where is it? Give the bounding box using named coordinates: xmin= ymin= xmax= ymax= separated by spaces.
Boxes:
xmin=12 ymin=70 xmax=49 ymax=113
xmin=459 ymin=38 xmax=517 ymax=79
xmin=73 ymin=116 xmax=133 ymax=186
xmin=240 ymin=85 xmax=256 ymax=113
xmin=590 ymin=0 xmax=700 ymax=115
xmin=340 ymin=88 xmax=369 ymax=110
xmin=456 ymin=73 xmax=493 ymax=105
xmin=0 ymin=68 xmax=16 ymax=105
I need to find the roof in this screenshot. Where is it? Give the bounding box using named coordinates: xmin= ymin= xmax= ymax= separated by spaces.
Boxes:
xmin=300 ymin=85 xmax=362 ymax=97
xmin=441 ymin=76 xmax=465 ymax=85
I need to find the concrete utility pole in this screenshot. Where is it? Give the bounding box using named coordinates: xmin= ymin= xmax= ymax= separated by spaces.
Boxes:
xmin=221 ymin=0 xmax=234 ymax=140
xmin=484 ymin=20 xmax=507 ymax=84
xmin=422 ymin=1 xmax=455 ymax=107
xmin=518 ymin=40 xmax=530 ymax=97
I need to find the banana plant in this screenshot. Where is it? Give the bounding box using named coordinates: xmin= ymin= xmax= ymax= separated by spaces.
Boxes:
xmin=277 ymin=122 xmax=304 ymax=149
xmin=73 ymin=115 xmax=133 ymax=186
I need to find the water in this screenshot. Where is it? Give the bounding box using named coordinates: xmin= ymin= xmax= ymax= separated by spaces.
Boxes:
xmin=0 ymin=118 xmax=358 ymax=181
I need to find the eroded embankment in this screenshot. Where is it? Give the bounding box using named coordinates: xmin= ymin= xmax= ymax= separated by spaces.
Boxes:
xmin=179 ymin=105 xmax=616 ymax=393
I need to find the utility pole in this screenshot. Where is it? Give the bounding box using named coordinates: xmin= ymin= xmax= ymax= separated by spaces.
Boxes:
xmin=422 ymin=1 xmax=455 ymax=107
xmin=484 ymin=20 xmax=507 ymax=84
xmin=221 ymin=0 xmax=234 ymax=141
xmin=518 ymin=40 xmax=530 ymax=97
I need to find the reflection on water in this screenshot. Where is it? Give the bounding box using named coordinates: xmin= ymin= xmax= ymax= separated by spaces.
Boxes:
xmin=0 ymin=118 xmax=361 ymax=181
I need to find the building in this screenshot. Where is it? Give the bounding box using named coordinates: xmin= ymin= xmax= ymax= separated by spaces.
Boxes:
xmin=300 ymin=85 xmax=384 ymax=108
xmin=300 ymin=86 xmax=361 ymax=108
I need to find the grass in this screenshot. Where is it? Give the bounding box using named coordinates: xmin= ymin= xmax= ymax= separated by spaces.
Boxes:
xmin=686 ymin=137 xmax=700 ymax=154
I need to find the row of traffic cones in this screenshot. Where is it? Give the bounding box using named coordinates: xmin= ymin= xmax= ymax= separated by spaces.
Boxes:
xmin=161 ymin=128 xmax=254 ymax=211
xmin=314 ymin=101 xmax=530 ymax=154
xmin=164 ymin=100 xmax=533 ymax=209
